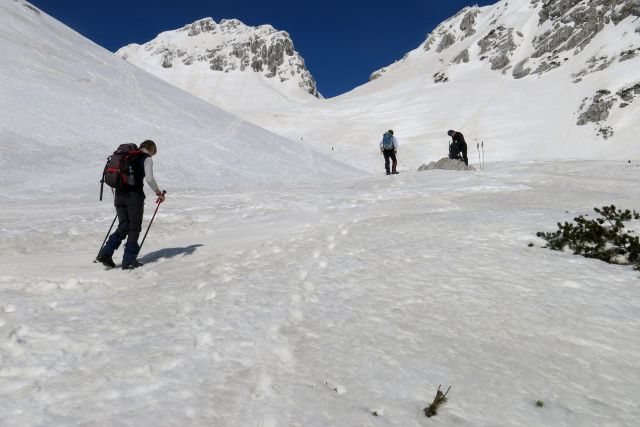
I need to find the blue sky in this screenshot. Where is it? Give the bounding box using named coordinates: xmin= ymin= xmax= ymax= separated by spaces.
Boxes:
xmin=29 ymin=0 xmax=494 ymax=98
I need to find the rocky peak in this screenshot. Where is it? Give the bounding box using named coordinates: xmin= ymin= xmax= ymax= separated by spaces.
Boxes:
xmin=423 ymin=6 xmax=483 ymax=53
xmin=510 ymin=0 xmax=640 ymax=78
xmin=117 ymin=17 xmax=319 ymax=98
xmin=374 ymin=0 xmax=640 ymax=81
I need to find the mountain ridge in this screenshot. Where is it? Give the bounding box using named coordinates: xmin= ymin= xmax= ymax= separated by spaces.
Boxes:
xmin=116 ymin=17 xmax=320 ymax=110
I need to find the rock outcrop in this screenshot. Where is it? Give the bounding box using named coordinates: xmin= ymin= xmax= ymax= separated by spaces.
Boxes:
xmin=418 ymin=158 xmax=475 ymax=171
xmin=117 ymin=18 xmax=319 ymax=98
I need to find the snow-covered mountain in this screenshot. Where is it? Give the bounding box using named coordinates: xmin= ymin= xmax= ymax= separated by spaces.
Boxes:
xmin=118 ymin=0 xmax=640 ymax=170
xmin=368 ymin=0 xmax=640 ymax=140
xmin=116 ymin=18 xmax=319 ymax=111
xmin=0 ymin=1 xmax=350 ymax=201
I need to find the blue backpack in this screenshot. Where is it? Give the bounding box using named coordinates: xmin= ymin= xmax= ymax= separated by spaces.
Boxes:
xmin=382 ymin=132 xmax=394 ymax=150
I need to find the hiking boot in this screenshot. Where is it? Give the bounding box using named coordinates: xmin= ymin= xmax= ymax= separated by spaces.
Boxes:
xmin=97 ymin=254 xmax=116 ymax=268
xmin=392 ymin=171 xmax=399 ymax=174
xmin=122 ymin=260 xmax=143 ymax=270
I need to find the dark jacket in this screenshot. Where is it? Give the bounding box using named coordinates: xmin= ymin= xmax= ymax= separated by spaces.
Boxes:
xmin=449 ymin=132 xmax=467 ymax=158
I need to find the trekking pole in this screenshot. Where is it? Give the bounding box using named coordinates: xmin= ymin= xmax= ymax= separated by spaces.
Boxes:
xmin=139 ymin=190 xmax=166 ymax=254
xmin=481 ymin=141 xmax=485 ymax=169
xmin=477 ymin=142 xmax=480 ymax=166
xmin=94 ymin=214 xmax=118 ymax=262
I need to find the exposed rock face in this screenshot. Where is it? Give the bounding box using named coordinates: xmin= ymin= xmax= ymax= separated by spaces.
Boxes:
xmin=577 ymin=82 xmax=640 ymax=131
xmin=369 ymin=68 xmax=387 ymax=81
xmin=574 ymin=82 xmax=640 ymax=139
xmin=414 ymin=0 xmax=639 ymax=82
xmin=433 ymin=71 xmax=449 ymax=83
xmin=617 ymin=82 xmax=640 ymax=101
xmin=512 ymin=59 xmax=532 ymax=79
xmin=536 ymin=0 xmax=639 ymax=54
xmin=437 ymin=32 xmax=457 ymax=53
xmin=424 ymin=6 xmax=483 ymax=52
xmin=478 ymin=26 xmax=518 ymax=70
xmin=452 ymin=49 xmax=470 ymax=64
xmin=577 ymin=89 xmax=615 ymax=125
xmin=460 ymin=10 xmax=480 ymax=36
xmin=117 ymin=18 xmax=319 ymax=98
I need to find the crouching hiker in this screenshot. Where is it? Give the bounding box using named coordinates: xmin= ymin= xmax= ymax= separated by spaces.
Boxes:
xmin=447 ymin=129 xmax=468 ymax=166
xmin=380 ymin=129 xmax=399 ymax=175
xmin=97 ymin=140 xmax=166 ymax=269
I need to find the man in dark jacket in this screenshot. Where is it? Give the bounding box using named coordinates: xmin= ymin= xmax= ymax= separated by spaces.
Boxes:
xmin=97 ymin=140 xmax=165 ymax=269
xmin=447 ymin=130 xmax=468 ymax=166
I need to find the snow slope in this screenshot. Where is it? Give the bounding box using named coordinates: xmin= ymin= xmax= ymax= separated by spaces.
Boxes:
xmin=2 ymin=1 xmax=640 ymax=426
xmin=2 ymin=161 xmax=640 ymax=426
xmin=0 ymin=0 xmax=353 ymax=203
xmin=121 ymin=0 xmax=640 ymax=172
xmin=276 ymin=0 xmax=640 ymax=171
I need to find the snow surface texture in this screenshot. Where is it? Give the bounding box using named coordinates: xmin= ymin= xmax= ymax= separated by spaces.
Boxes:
xmin=3 ymin=161 xmax=640 ymax=426
xmin=2 ymin=1 xmax=640 ymax=426
xmin=0 ymin=1 xmax=352 ymax=202
xmin=120 ymin=0 xmax=640 ymax=171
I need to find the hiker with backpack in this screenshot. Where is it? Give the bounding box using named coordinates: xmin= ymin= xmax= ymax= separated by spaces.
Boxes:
xmin=97 ymin=140 xmax=166 ymax=269
xmin=447 ymin=129 xmax=468 ymax=166
xmin=380 ymin=129 xmax=399 ymax=175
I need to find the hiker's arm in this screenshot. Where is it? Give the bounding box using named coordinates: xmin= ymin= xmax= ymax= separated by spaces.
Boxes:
xmin=143 ymin=157 xmax=161 ymax=195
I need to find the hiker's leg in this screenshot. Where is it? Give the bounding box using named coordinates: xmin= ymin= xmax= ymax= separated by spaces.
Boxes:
xmin=390 ymin=151 xmax=397 ymax=174
xmin=122 ymin=192 xmax=145 ymax=268
xmin=125 ymin=192 xmax=145 ymax=246
xmin=383 ymin=150 xmax=391 ymax=174
xmin=101 ymin=192 xmax=128 ymax=256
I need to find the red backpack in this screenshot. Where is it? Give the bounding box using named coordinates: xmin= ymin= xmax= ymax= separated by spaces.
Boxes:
xmin=100 ymin=143 xmax=143 ymax=200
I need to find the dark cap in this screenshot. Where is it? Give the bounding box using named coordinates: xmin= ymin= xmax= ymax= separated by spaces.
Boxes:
xmin=447 ymin=130 xmax=455 ymax=136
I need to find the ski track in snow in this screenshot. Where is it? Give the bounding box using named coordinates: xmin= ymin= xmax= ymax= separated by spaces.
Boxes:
xmin=1 ymin=161 xmax=640 ymax=426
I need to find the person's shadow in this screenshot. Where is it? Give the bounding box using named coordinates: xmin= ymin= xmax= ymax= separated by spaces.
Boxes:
xmin=139 ymin=244 xmax=203 ymax=264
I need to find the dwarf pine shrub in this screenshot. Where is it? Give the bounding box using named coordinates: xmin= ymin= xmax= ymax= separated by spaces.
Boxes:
xmin=537 ymin=205 xmax=640 ymax=268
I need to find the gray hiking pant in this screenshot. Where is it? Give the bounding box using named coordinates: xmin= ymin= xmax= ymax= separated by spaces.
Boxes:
xmin=114 ymin=190 xmax=145 ymax=245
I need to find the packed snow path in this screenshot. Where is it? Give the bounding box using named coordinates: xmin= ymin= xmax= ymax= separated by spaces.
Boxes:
xmin=1 ymin=161 xmax=639 ymax=426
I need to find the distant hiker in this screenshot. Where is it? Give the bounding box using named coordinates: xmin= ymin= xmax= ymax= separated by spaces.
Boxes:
xmin=380 ymin=129 xmax=399 ymax=175
xmin=447 ymin=130 xmax=468 ymax=166
xmin=97 ymin=140 xmax=166 ymax=269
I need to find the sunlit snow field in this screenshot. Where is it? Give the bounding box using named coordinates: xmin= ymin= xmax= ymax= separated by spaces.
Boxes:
xmin=2 ymin=0 xmax=640 ymax=425
xmin=2 ymin=161 xmax=640 ymax=426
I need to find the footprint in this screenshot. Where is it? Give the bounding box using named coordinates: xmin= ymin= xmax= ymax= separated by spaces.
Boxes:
xmin=195 ymin=281 xmax=208 ymax=290
xmin=252 ymin=370 xmax=273 ymax=399
xmin=203 ymin=291 xmax=217 ymax=302
xmin=194 ymin=332 xmax=212 ymax=349
xmin=3 ymin=304 xmax=16 ymax=313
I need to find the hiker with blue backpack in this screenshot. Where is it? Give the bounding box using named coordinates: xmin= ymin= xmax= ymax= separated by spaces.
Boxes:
xmin=379 ymin=129 xmax=399 ymax=175
xmin=97 ymin=140 xmax=166 ymax=269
